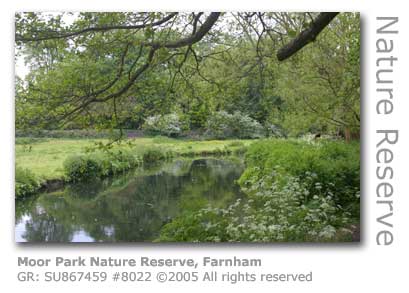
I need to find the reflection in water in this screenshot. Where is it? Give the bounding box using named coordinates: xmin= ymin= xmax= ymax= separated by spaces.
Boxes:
xmin=15 ymin=158 xmax=244 ymax=242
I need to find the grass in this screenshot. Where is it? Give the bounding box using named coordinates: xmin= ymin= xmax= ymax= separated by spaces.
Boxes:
xmin=15 ymin=137 xmax=253 ymax=181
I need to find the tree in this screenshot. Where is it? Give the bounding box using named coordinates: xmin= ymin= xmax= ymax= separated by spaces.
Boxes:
xmin=276 ymin=13 xmax=360 ymax=138
xmin=15 ymin=12 xmax=354 ymax=138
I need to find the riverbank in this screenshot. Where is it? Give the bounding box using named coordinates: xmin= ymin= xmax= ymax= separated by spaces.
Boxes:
xmin=16 ymin=157 xmax=246 ymax=242
xmin=15 ymin=137 xmax=253 ymax=198
xmin=159 ymin=139 xmax=360 ymax=242
xmin=15 ymin=138 xmax=360 ymax=242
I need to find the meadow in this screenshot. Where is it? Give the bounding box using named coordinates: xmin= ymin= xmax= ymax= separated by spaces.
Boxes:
xmin=15 ymin=137 xmax=252 ymax=181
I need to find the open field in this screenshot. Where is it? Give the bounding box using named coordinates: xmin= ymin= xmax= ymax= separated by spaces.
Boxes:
xmin=15 ymin=137 xmax=253 ymax=180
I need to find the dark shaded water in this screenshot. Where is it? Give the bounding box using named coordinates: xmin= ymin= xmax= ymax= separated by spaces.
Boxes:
xmin=15 ymin=158 xmax=244 ymax=242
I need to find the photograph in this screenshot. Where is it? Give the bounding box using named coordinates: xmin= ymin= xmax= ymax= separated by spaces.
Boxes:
xmin=14 ymin=11 xmax=360 ymax=243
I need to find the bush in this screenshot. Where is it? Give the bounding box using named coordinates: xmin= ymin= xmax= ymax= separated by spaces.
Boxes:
xmin=231 ymin=112 xmax=264 ymax=139
xmin=239 ymin=140 xmax=360 ymax=213
xmin=15 ymin=167 xmax=41 ymax=198
xmin=205 ymin=111 xmax=233 ymax=139
xmin=142 ymin=148 xmax=166 ymax=164
xmin=142 ymin=113 xmax=187 ymax=137
xmin=187 ymin=103 xmax=210 ymax=129
xmin=64 ymin=150 xmax=139 ymax=182
xmin=205 ymin=111 xmax=264 ymax=139
xmin=264 ymin=123 xmax=287 ymax=138
xmin=108 ymin=150 xmax=139 ymax=174
xmin=63 ymin=155 xmax=103 ymax=182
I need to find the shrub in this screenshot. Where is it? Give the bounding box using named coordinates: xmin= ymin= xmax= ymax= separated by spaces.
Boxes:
xmin=230 ymin=112 xmax=264 ymax=139
xmin=15 ymin=167 xmax=41 ymax=198
xmin=142 ymin=113 xmax=187 ymax=137
xmin=239 ymin=140 xmax=360 ymax=213
xmin=187 ymin=103 xmax=210 ymax=129
xmin=205 ymin=111 xmax=233 ymax=139
xmin=205 ymin=111 xmax=264 ymax=139
xmin=63 ymin=155 xmax=103 ymax=182
xmin=142 ymin=148 xmax=166 ymax=164
xmin=64 ymin=150 xmax=139 ymax=182
xmin=108 ymin=150 xmax=139 ymax=174
xmin=264 ymin=123 xmax=287 ymax=138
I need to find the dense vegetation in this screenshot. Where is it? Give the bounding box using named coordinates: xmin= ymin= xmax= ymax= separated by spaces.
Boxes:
xmin=15 ymin=12 xmax=359 ymax=139
xmin=159 ymin=140 xmax=359 ymax=242
xmin=63 ymin=150 xmax=139 ymax=182
xmin=15 ymin=167 xmax=41 ymax=198
xmin=15 ymin=12 xmax=360 ymax=242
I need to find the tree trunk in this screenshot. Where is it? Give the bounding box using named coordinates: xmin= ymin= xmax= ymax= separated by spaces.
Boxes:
xmin=344 ymin=127 xmax=351 ymax=143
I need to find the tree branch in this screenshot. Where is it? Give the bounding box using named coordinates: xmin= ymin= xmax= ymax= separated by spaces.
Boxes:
xmin=276 ymin=12 xmax=339 ymax=61
xmin=150 ymin=12 xmax=221 ymax=49
xmin=16 ymin=13 xmax=179 ymax=42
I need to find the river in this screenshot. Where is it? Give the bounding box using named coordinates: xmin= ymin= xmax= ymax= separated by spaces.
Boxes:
xmin=15 ymin=157 xmax=245 ymax=242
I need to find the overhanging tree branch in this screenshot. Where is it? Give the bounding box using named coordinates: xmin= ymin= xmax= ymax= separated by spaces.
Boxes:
xmin=276 ymin=12 xmax=339 ymax=61
xmin=16 ymin=13 xmax=179 ymax=42
xmin=150 ymin=12 xmax=221 ymax=49
xmin=40 ymin=13 xmax=222 ymax=126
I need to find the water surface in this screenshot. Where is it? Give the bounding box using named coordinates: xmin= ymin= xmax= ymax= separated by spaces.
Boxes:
xmin=15 ymin=157 xmax=244 ymax=242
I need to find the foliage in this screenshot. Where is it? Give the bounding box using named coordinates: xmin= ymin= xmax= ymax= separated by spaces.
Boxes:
xmin=186 ymin=101 xmax=211 ymax=129
xmin=15 ymin=167 xmax=41 ymax=198
xmin=15 ymin=13 xmax=360 ymax=141
xmin=160 ymin=175 xmax=351 ymax=242
xmin=63 ymin=150 xmax=139 ymax=182
xmin=63 ymin=155 xmax=102 ymax=182
xmin=15 ymin=12 xmax=361 ymax=242
xmin=239 ymin=139 xmax=360 ymax=212
xmin=142 ymin=148 xmax=167 ymax=164
xmin=142 ymin=113 xmax=187 ymax=137
xmin=264 ymin=123 xmax=287 ymax=138
xmin=159 ymin=139 xmax=359 ymax=242
xmin=275 ymin=13 xmax=360 ymax=137
xmin=205 ymin=111 xmax=265 ymax=139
